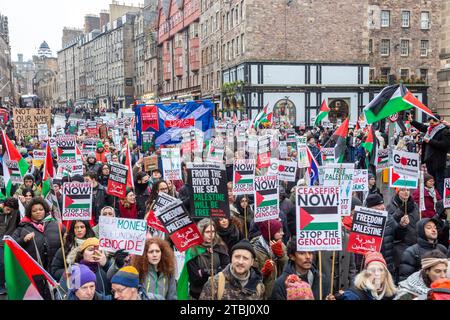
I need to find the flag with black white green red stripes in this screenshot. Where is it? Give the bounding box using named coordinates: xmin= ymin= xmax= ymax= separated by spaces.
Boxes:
xmin=233 ymin=159 xmax=255 ymax=195
xmin=254 ymin=175 xmax=279 ymax=222
xmin=62 ymin=182 xmax=92 ymax=221
xmin=56 ymin=135 xmax=77 ymax=165
xmin=296 ymin=186 xmax=342 ymax=251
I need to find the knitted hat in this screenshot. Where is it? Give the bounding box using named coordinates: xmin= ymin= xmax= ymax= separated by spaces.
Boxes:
xmin=365 ymin=194 xmax=384 ymax=208
xmin=364 ymin=251 xmax=387 ymax=269
xmin=111 ymin=266 xmax=140 ymax=288
xmin=87 ymin=152 xmax=96 ymax=159
xmin=285 ymin=274 xmax=314 ymax=300
xmin=79 ymin=238 xmax=99 ymax=253
xmin=230 ymin=239 xmax=256 ymax=259
xmin=70 ymin=263 xmax=97 ymax=292
xmin=256 ymin=219 xmax=283 ymax=242
xmin=97 ymin=141 xmax=104 ymax=149
xmin=351 ymin=196 xmax=363 ymax=211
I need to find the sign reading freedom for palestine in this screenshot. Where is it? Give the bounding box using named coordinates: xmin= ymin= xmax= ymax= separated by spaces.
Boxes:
xmin=187 ymin=162 xmax=230 ymax=219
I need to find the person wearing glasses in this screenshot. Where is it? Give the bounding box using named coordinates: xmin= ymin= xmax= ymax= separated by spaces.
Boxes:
xmin=336 ymin=251 xmax=397 ymax=300
xmin=111 ymin=266 xmax=159 ymax=300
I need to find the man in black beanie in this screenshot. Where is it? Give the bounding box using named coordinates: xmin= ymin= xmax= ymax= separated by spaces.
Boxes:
xmin=364 ymin=193 xmax=409 ymax=278
xmin=199 ymin=240 xmax=264 ymax=300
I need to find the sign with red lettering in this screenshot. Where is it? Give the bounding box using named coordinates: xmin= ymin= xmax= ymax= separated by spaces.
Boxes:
xmin=164 ymin=118 xmax=195 ymax=129
xmin=155 ymin=201 xmax=203 ymax=252
xmin=141 ymin=105 xmax=159 ymax=131
xmin=347 ymin=206 xmax=387 ymax=255
xmin=107 ymin=163 xmax=128 ymax=198
xmin=296 ymin=187 xmax=342 ymax=251
xmin=98 ymin=216 xmax=147 ymax=256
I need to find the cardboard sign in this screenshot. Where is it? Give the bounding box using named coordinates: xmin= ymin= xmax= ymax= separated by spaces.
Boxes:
xmin=107 ymin=163 xmax=128 ymax=198
xmin=347 ymin=206 xmax=387 ymax=255
xmin=322 ymin=148 xmax=335 ymax=164
xmin=296 ymin=186 xmax=342 ymax=251
xmin=57 ymin=136 xmax=77 ymax=165
xmin=390 ymin=149 xmax=419 ymax=189
xmin=278 ymin=160 xmax=297 ymax=182
xmin=321 ymin=164 xmax=354 ymax=216
xmin=233 ymin=159 xmax=255 ymax=195
xmin=254 ymin=175 xmax=279 ymax=222
xmin=32 ymin=150 xmax=46 ymax=168
xmin=161 ymin=148 xmax=182 ymax=181
xmin=12 ymin=108 xmax=51 ymax=139
xmin=143 ymin=155 xmax=158 ymax=172
xmin=444 ymin=178 xmax=450 ymax=209
xmin=99 ymin=216 xmax=147 ymax=256
xmin=187 ymin=162 xmax=230 ymax=218
xmin=376 ymin=149 xmax=389 ymax=172
xmin=352 ymin=169 xmax=368 ymax=192
xmin=155 ymin=201 xmax=203 ymax=252
xmin=62 ymin=182 xmax=93 ymax=221
xmin=38 ymin=123 xmax=49 ymax=141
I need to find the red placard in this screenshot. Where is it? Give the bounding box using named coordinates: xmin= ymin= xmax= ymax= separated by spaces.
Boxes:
xmin=141 ymin=105 xmax=159 ymax=131
xmin=107 ymin=179 xmax=127 ymax=198
xmin=146 ymin=210 xmax=168 ymax=233
xmin=170 ymin=224 xmax=204 ymax=252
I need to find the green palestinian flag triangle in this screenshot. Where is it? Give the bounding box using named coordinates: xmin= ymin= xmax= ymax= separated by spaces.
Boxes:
xmin=314 ymin=100 xmax=330 ymax=126
xmin=332 ymin=118 xmax=349 ymax=163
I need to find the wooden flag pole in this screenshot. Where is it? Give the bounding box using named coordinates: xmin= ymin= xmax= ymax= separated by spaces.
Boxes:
xmin=244 ymin=195 xmax=248 ymax=239
xmin=210 ymin=217 xmax=215 ymax=300
xmin=330 ymin=251 xmax=336 ymax=296
xmin=319 ymin=250 xmax=323 ymax=300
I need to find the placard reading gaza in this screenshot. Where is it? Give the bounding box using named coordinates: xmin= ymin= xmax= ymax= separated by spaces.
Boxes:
xmin=296 ymin=187 xmax=342 ymax=251
xmin=155 ymin=201 xmax=203 ymax=252
xmin=98 ymin=216 xmax=147 ymax=255
xmin=254 ymin=175 xmax=279 ymax=222
xmin=233 ymin=159 xmax=255 ymax=195
xmin=187 ymin=162 xmax=230 ymax=218
xmin=107 ymin=163 xmax=128 ymax=198
xmin=347 ymin=206 xmax=387 ymax=255
xmin=62 ymin=182 xmax=93 ymax=221
xmin=390 ymin=149 xmax=419 ymax=189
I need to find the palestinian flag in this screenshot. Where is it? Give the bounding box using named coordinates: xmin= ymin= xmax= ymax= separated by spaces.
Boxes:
xmin=57 ymin=137 xmax=76 ymax=163
xmin=299 ymin=206 xmax=339 ymax=231
xmin=64 ymin=193 xmax=91 ymax=210
xmin=234 ymin=170 xmax=254 ymax=185
xmin=177 ymin=246 xmax=207 ymax=300
xmin=390 ymin=168 xmax=417 ymax=188
xmin=256 ymin=188 xmax=278 ymax=208
xmin=1 ymin=130 xmax=29 ymax=196
xmin=4 ymin=236 xmax=57 ymax=300
xmin=331 ymin=118 xmax=349 ymax=163
xmin=362 ymin=125 xmax=378 ymax=169
xmin=251 ymin=103 xmax=272 ymax=130
xmin=41 ymin=143 xmax=54 ymax=198
xmin=364 ymin=84 xmax=435 ymax=124
xmin=314 ymin=100 xmax=330 ymax=126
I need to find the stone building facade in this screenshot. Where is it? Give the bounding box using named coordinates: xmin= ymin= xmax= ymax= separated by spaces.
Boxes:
xmin=438 ymin=0 xmax=450 ymax=119
xmin=13 ymin=54 xmax=35 ymax=96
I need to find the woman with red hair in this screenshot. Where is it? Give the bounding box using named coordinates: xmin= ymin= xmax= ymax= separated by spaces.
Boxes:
xmin=132 ymin=238 xmax=177 ymax=300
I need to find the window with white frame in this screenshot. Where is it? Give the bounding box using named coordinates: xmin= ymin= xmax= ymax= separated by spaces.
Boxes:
xmin=400 ymin=39 xmax=409 ymax=56
xmin=401 ymin=11 xmax=410 ymax=28
xmin=380 ymin=39 xmax=390 ymax=56
xmin=420 ymin=40 xmax=429 ymax=57
xmin=381 ymin=10 xmax=390 ymax=27
xmin=421 ymin=12 xmax=430 ymax=29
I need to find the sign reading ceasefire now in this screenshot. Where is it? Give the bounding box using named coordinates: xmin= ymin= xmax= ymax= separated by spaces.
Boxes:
xmin=13 ymin=108 xmax=51 ymax=139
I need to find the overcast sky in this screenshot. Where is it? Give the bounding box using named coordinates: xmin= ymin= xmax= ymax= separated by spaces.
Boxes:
xmin=2 ymin=0 xmax=139 ymax=61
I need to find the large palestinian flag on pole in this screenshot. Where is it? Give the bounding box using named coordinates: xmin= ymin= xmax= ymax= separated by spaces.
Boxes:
xmin=364 ymin=84 xmax=435 ymax=124
xmin=314 ymin=100 xmax=330 ymax=126
xmin=41 ymin=143 xmax=54 ymax=198
xmin=4 ymin=236 xmax=57 ymax=300
xmin=331 ymin=118 xmax=349 ymax=163
xmin=362 ymin=125 xmax=378 ymax=170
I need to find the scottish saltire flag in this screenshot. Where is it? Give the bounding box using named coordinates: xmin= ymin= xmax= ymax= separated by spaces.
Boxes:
xmin=135 ymin=100 xmax=215 ymax=146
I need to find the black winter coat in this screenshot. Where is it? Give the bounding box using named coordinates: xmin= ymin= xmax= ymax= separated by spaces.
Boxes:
xmin=386 ymin=196 xmax=420 ymax=268
xmin=380 ymin=213 xmax=408 ymax=275
xmin=399 ymin=218 xmax=449 ymax=281
xmin=11 ymin=219 xmax=64 ymax=271
xmin=135 ymin=186 xmax=151 ymax=220
xmin=92 ymin=184 xmax=113 ymax=223
xmin=0 ymin=209 xmax=20 ymax=247
xmin=216 ymin=224 xmax=244 ymax=256
xmin=411 ymin=121 xmax=450 ymax=171
xmin=270 ymin=260 xmax=329 ymax=300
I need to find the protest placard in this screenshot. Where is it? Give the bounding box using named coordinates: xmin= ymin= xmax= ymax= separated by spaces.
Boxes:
xmin=376 ymin=149 xmax=389 ymax=172
xmin=161 ymin=148 xmax=182 ymax=181
xmin=352 ymin=169 xmax=368 ymax=192
xmin=207 ymin=137 xmax=225 ymax=163
xmin=279 ymin=141 xmax=288 ymax=159
xmin=322 ymin=148 xmax=335 ymax=164
xmin=297 ymin=146 xmax=309 ymax=168
xmin=32 ymin=150 xmax=46 ymax=168
xmin=57 ymin=136 xmax=77 ymax=165
xmin=444 ymin=178 xmax=450 ymax=209
xmin=233 ymin=159 xmax=255 ymax=195
xmin=49 ymin=137 xmax=57 ymax=149
xmin=254 ymin=175 xmax=279 ymax=222
xmin=62 ymin=182 xmax=93 ymax=221
xmin=278 ymin=160 xmax=297 ymax=182
xmin=155 ymin=201 xmax=203 ymax=252
xmin=107 ymin=163 xmax=128 ymax=198
xmin=390 ymin=149 xmax=419 ymax=189
xmin=4 ymin=160 xmax=23 ymax=185
xmin=143 ymin=155 xmax=158 ymax=172
xmin=257 ymin=135 xmax=271 ymax=169
xmin=12 ymin=108 xmax=51 ymax=139
xmin=99 ymin=216 xmax=147 ymax=255
xmin=187 ymin=162 xmax=230 ymax=218
xmin=321 ymin=164 xmax=354 ymax=216
xmin=347 ymin=206 xmax=387 ymax=255
xmin=38 ymin=123 xmax=49 ymax=141
xmin=296 ymin=186 xmax=342 ymax=251
xmin=146 ymin=193 xmax=179 ymax=233
xmin=142 ymin=131 xmax=155 ymax=152
xmin=86 ymin=121 xmax=98 ymax=136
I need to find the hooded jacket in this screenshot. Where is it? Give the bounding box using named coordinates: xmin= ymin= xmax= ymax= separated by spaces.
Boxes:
xmin=379 ymin=213 xmax=408 ymax=275
xmin=399 ymin=218 xmax=449 ymax=281
xmin=271 ymin=260 xmax=329 ymax=300
xmin=142 ymin=264 xmax=177 ymax=300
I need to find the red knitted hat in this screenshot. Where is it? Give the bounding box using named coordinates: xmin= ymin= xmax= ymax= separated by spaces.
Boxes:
xmin=257 ymin=219 xmax=283 ymax=242
xmin=364 ymin=251 xmax=387 ymax=269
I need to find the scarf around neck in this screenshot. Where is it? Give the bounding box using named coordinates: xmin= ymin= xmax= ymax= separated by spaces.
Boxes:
xmin=424 ymin=123 xmax=446 ymax=140
xmin=21 ymin=216 xmax=45 ymax=233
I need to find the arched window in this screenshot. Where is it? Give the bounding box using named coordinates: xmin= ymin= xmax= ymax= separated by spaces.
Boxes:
xmin=273 ymin=99 xmax=296 ymax=126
